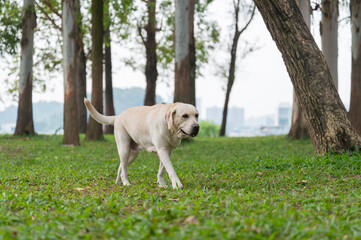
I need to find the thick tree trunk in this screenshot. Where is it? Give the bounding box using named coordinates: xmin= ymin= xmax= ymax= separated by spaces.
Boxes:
xmin=75 ymin=0 xmax=87 ymax=134
xmin=86 ymin=0 xmax=104 ymax=140
xmin=349 ymin=0 xmax=361 ymax=135
xmin=254 ymin=0 xmax=361 ymax=154
xmin=15 ymin=0 xmax=36 ymax=136
xmin=104 ymin=20 xmax=115 ymax=134
xmin=143 ymin=0 xmax=158 ymax=106
xmin=174 ymin=0 xmax=196 ymax=105
xmin=288 ymin=0 xmax=310 ymax=139
xmin=62 ymin=0 xmax=80 ymax=145
xmin=320 ymin=0 xmax=338 ymax=89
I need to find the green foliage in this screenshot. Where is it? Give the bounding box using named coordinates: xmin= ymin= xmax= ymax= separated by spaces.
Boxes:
xmin=198 ymin=120 xmax=220 ymax=137
xmin=0 ymin=0 xmax=21 ymax=56
xmin=2 ymin=135 xmax=361 ymax=238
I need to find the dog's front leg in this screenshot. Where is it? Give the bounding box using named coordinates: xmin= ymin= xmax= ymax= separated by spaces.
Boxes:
xmin=157 ymin=149 xmax=183 ymax=189
xmin=157 ymin=161 xmax=167 ymax=188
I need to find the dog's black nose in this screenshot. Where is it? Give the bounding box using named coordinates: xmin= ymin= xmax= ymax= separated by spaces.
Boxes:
xmin=191 ymin=124 xmax=199 ymax=136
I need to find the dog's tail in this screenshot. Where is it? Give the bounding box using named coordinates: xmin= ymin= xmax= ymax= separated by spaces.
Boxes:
xmin=84 ymin=98 xmax=116 ymax=125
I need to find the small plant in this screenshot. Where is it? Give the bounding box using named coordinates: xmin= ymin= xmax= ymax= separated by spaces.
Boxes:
xmin=198 ymin=120 xmax=220 ymax=137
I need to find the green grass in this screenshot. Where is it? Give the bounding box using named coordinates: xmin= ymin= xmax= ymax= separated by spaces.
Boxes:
xmin=1 ymin=134 xmax=361 ymax=239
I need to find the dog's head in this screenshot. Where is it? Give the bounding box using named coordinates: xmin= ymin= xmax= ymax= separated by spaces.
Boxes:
xmin=165 ymin=103 xmax=199 ymax=138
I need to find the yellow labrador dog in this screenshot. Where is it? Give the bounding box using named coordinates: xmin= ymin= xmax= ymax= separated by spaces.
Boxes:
xmin=84 ymin=98 xmax=199 ymax=189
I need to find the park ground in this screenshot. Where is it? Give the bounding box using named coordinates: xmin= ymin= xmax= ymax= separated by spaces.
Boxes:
xmin=1 ymin=134 xmax=361 ymax=239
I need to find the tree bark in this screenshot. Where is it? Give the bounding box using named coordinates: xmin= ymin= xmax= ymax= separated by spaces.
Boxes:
xmin=350 ymin=0 xmax=361 ymax=135
xmin=174 ymin=0 xmax=196 ymax=105
xmin=288 ymin=0 xmax=310 ymax=139
xmin=104 ymin=3 xmax=115 ymax=134
xmin=254 ymin=0 xmax=361 ymax=154
xmin=320 ymin=0 xmax=338 ymax=89
xmin=15 ymin=0 xmax=36 ymax=136
xmin=143 ymin=0 xmax=158 ymax=106
xmin=86 ymin=0 xmax=104 ymax=141
xmin=62 ymin=0 xmax=80 ymax=145
xmin=75 ymin=0 xmax=87 ymax=134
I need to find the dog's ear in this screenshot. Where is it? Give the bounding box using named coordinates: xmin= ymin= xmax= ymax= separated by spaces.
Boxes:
xmin=165 ymin=105 xmax=177 ymax=130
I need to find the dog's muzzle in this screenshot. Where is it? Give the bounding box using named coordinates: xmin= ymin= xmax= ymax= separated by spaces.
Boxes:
xmin=191 ymin=124 xmax=199 ymax=137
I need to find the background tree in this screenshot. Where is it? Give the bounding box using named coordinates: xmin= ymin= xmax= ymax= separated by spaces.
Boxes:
xmin=174 ymin=0 xmax=196 ymax=105
xmin=86 ymin=0 xmax=104 ymax=140
xmin=0 ymin=0 xmax=21 ymax=57
xmin=321 ymin=0 xmax=338 ymax=89
xmin=62 ymin=0 xmax=80 ymax=145
xmin=288 ymin=0 xmax=310 ymax=139
xmin=75 ymin=0 xmax=87 ymax=133
xmin=219 ymin=1 xmax=255 ymax=137
xmin=349 ymin=0 xmax=361 ymax=135
xmin=137 ymin=0 xmax=158 ymax=106
xmin=15 ymin=0 xmax=37 ymax=135
xmin=104 ymin=0 xmax=115 ymax=134
xmin=253 ymin=0 xmax=361 ymax=154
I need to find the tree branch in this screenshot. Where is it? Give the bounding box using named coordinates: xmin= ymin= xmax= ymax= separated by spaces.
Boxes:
xmin=41 ymin=0 xmax=62 ymax=19
xmin=137 ymin=20 xmax=147 ymax=46
xmin=36 ymin=1 xmax=62 ymax=32
xmin=237 ymin=4 xmax=256 ymax=37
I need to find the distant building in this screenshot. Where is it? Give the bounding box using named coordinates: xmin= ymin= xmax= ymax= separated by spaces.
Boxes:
xmin=206 ymin=106 xmax=244 ymax=134
xmin=277 ymin=103 xmax=291 ymax=127
xmin=206 ymin=107 xmax=222 ymax=125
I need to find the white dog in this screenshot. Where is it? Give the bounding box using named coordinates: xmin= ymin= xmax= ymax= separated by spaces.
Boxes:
xmin=84 ymin=98 xmax=199 ymax=189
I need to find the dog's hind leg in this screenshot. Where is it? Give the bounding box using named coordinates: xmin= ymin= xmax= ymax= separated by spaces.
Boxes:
xmin=114 ymin=128 xmax=131 ymax=186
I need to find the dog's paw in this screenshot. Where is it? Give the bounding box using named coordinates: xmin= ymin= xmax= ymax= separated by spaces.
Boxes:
xmin=123 ymin=181 xmax=131 ymax=186
xmin=157 ymin=179 xmax=167 ymax=188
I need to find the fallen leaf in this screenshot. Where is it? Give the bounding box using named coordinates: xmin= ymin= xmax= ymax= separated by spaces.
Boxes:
xmin=297 ymin=180 xmax=308 ymax=185
xmin=168 ymin=198 xmax=179 ymax=202
xmin=75 ymin=188 xmax=84 ymax=191
xmin=184 ymin=216 xmax=199 ymax=225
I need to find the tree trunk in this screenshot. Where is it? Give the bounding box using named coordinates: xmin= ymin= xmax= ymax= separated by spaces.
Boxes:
xmin=219 ymin=8 xmax=240 ymax=136
xmin=104 ymin=4 xmax=115 ymax=134
xmin=86 ymin=0 xmax=104 ymax=141
xmin=288 ymin=0 xmax=310 ymax=139
xmin=75 ymin=0 xmax=87 ymax=134
xmin=174 ymin=0 xmax=196 ymax=105
xmin=15 ymin=0 xmax=36 ymax=136
xmin=320 ymin=0 xmax=338 ymax=89
xmin=254 ymin=0 xmax=361 ymax=155
xmin=143 ymin=0 xmax=158 ymax=106
xmin=349 ymin=0 xmax=361 ymax=135
xmin=62 ymin=0 xmax=80 ymax=145
xmin=219 ymin=1 xmax=255 ymax=137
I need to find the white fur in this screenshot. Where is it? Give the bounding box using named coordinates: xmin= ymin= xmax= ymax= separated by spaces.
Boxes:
xmin=84 ymin=98 xmax=199 ymax=189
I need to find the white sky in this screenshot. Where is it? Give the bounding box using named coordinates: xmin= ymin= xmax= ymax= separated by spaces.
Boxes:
xmin=0 ymin=1 xmax=352 ymax=119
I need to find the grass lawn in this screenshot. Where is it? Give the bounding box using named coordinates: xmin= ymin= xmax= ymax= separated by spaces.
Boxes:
xmin=1 ymin=134 xmax=361 ymax=239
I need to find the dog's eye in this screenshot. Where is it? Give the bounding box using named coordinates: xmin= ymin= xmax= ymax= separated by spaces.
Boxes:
xmin=182 ymin=114 xmax=189 ymax=119
xmin=195 ymin=114 xmax=199 ymax=118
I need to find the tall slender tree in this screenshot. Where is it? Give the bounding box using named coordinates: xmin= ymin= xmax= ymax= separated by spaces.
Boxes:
xmin=349 ymin=0 xmax=361 ymax=135
xmin=321 ymin=0 xmax=338 ymax=89
xmin=219 ymin=1 xmax=255 ymax=137
xmin=253 ymin=0 xmax=361 ymax=154
xmin=138 ymin=0 xmax=158 ymax=106
xmin=62 ymin=0 xmax=80 ymax=145
xmin=86 ymin=0 xmax=104 ymax=140
xmin=104 ymin=0 xmax=115 ymax=134
xmin=174 ymin=0 xmax=196 ymax=105
xmin=75 ymin=0 xmax=87 ymax=134
xmin=15 ymin=0 xmax=36 ymax=135
xmin=288 ymin=0 xmax=310 ymax=139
